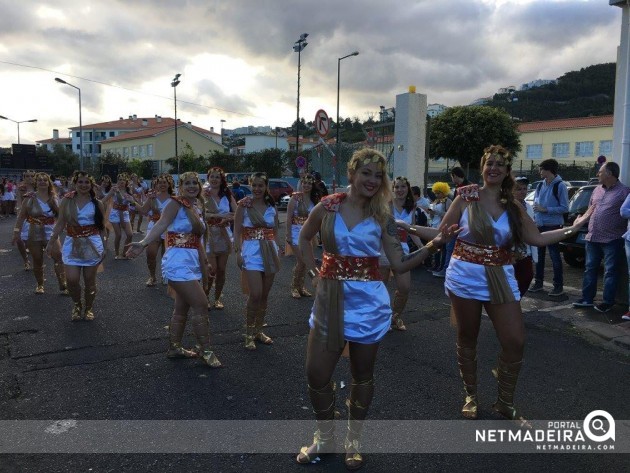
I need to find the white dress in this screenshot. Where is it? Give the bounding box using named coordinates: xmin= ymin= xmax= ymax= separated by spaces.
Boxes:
xmin=62 ymin=201 xmax=104 ymax=267
xmin=205 ymin=195 xmax=234 ymax=254
xmin=109 ymin=194 xmax=132 ymax=224
xmin=147 ymin=196 xmax=172 ymax=240
xmin=393 ymin=205 xmax=413 ymax=255
xmin=23 ymin=198 xmax=55 ymax=242
xmin=290 ymin=195 xmax=314 ymax=242
xmin=445 ymin=207 xmax=520 ymax=301
xmin=241 ymin=205 xmax=278 ymax=272
xmin=161 ymin=204 xmax=204 ymax=282
xmin=308 ymin=214 xmax=391 ymax=344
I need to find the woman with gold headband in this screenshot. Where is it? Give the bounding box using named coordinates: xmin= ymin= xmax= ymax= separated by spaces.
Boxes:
xmin=381 ymin=176 xmax=424 ymax=331
xmin=15 ymin=170 xmax=37 ymax=270
xmin=135 ymin=174 xmax=174 ymax=286
xmin=295 ymin=149 xmax=458 ymax=469
xmin=428 ymin=145 xmax=587 ymax=426
xmin=126 ymin=172 xmax=221 ymax=368
xmin=13 ymin=172 xmax=67 ymax=294
xmin=233 ymin=172 xmax=282 ymax=350
xmin=285 ymin=173 xmax=321 ymax=299
xmin=101 ymin=173 xmax=137 ymax=259
xmin=46 ymin=171 xmax=106 ymax=321
xmin=202 ymin=167 xmax=237 ymax=309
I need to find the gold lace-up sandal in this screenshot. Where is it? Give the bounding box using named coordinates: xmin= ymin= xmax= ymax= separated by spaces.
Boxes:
xmin=296 ymin=382 xmax=337 ymax=464
xmin=166 ymin=315 xmax=197 ymax=358
xmin=244 ymin=306 xmax=257 ymax=350
xmin=457 ymin=344 xmax=478 ymax=419
xmin=492 ymin=356 xmax=531 ymax=429
xmin=254 ymin=308 xmax=273 ymax=345
xmin=54 ymin=262 xmax=68 ymax=294
xmin=344 ymin=378 xmax=374 ymax=471
xmin=297 ymin=267 xmax=312 ymax=297
xmin=390 ymin=290 xmax=407 ymax=331
xmin=291 ymin=266 xmax=302 ymax=299
xmin=71 ymin=302 xmax=83 ymax=321
xmin=34 ymin=266 xmax=45 ymax=294
xmin=84 ymin=286 xmax=96 ymax=320
xmin=190 ymin=312 xmax=222 ymax=368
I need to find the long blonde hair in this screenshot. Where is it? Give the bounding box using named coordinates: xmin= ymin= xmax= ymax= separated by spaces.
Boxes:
xmin=27 ymin=172 xmax=59 ymax=217
xmin=178 ymin=171 xmax=205 ymax=235
xmin=347 ymin=148 xmax=392 ymax=225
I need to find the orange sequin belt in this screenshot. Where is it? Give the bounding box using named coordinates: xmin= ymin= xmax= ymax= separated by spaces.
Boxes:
xmin=452 ymin=239 xmax=512 ymax=266
xmin=113 ymin=203 xmax=129 ymax=211
xmin=398 ymin=229 xmax=408 ymax=242
xmin=242 ymin=227 xmax=275 ymax=241
xmin=149 ymin=213 xmax=161 ymax=222
xmin=291 ymin=216 xmax=308 ymax=225
xmin=319 ymin=251 xmax=381 ymax=281
xmin=66 ymin=224 xmax=100 ymax=238
xmin=207 ymin=217 xmax=230 ymax=228
xmin=27 ymin=215 xmax=55 ymax=226
xmin=166 ymin=232 xmax=201 ymax=249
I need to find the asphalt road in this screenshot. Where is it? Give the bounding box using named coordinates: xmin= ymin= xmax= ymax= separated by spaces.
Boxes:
xmin=0 ymin=213 xmax=628 ymax=472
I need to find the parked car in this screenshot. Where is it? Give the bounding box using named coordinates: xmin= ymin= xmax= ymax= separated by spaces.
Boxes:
xmin=558 ymin=185 xmax=596 ymax=268
xmin=268 ymin=179 xmax=294 ymax=203
xmin=278 ymin=194 xmax=291 ymax=211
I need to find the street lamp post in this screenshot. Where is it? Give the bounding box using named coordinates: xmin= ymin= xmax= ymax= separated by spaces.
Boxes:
xmin=293 ymin=33 xmax=309 ymax=157
xmin=55 ymin=78 xmax=83 ymax=170
xmin=0 ymin=116 xmax=38 ymax=145
xmin=335 ymin=51 xmax=359 ymax=190
xmin=171 ymin=74 xmax=181 ymax=179
xmin=220 ymin=119 xmax=226 ymax=146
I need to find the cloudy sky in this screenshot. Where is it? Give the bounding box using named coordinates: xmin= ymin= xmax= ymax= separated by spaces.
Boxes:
xmin=0 ymin=0 xmax=622 ymax=146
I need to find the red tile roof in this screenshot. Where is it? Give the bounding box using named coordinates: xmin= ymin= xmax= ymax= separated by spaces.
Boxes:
xmin=69 ymin=116 xmax=220 ymax=139
xmin=518 ymin=115 xmax=613 ymax=133
xmin=102 ymin=124 xmax=220 ymax=144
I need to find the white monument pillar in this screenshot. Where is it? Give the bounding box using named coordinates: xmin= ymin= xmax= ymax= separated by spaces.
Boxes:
xmin=393 ymin=86 xmax=427 ymax=189
xmin=611 ymin=0 xmax=630 ymax=183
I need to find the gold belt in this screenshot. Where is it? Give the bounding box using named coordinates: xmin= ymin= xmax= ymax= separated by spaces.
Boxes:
xmin=27 ymin=216 xmax=55 ymax=226
xmin=242 ymin=227 xmax=275 ymax=241
xmin=66 ymin=224 xmax=100 ymax=238
xmin=166 ymin=232 xmax=201 ymax=249
xmin=319 ymin=251 xmax=381 ymax=281
xmin=291 ymin=216 xmax=308 ymax=225
xmin=452 ymin=239 xmax=512 ymax=266
xmin=113 ymin=203 xmax=129 ymax=211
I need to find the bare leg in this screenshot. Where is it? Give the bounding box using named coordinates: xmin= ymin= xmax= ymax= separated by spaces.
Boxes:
xmin=112 ymin=223 xmax=122 ymax=257
xmin=83 ymin=266 xmax=99 ymax=320
xmin=213 ymin=253 xmax=229 ymax=308
xmin=146 ymin=241 xmax=160 ymax=285
xmin=17 ymin=239 xmax=30 ymax=269
xmin=136 ymin=213 xmax=143 ymax=233
xmin=121 ymin=222 xmax=133 ymax=257
xmin=391 ymin=270 xmax=410 ymax=331
xmin=166 ymin=293 xmax=196 ymax=358
xmin=49 ymin=240 xmax=67 ymax=292
xmin=65 ymin=265 xmax=83 ymax=320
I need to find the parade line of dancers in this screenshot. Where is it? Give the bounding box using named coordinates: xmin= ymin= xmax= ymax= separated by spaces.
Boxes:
xmin=7 ymin=147 xmax=588 ymax=470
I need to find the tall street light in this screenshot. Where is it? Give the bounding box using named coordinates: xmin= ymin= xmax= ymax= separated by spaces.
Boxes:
xmin=220 ymin=119 xmax=226 ymax=146
xmin=171 ymin=73 xmax=181 ymax=179
xmin=335 ymin=50 xmax=359 ymax=190
xmin=293 ymin=33 xmax=308 ymax=157
xmin=0 ymin=116 xmax=38 ymax=145
xmin=55 ymin=77 xmax=83 ymax=170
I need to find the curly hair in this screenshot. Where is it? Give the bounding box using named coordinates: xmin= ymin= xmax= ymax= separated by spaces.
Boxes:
xmin=432 ymin=181 xmax=451 ymax=196
xmin=347 ymin=148 xmax=392 ymax=225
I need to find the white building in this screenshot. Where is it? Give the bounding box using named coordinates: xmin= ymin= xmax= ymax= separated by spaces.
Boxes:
xmin=427 ymin=103 xmax=448 ymax=118
xmin=244 ymin=135 xmax=289 ymax=153
xmin=520 ymin=79 xmax=556 ymax=91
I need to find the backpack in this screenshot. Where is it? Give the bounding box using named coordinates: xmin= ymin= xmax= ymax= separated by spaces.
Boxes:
xmin=536 ymin=181 xmax=568 ymax=221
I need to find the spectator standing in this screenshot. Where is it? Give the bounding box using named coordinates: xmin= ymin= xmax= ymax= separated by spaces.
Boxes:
xmin=231 ymin=180 xmax=245 ymax=202
xmin=621 ymin=191 xmax=630 ymax=321
xmin=529 ymin=159 xmax=569 ymax=296
xmin=312 ymin=171 xmax=329 ymax=197
xmin=573 ymin=162 xmax=630 ymax=313
xmin=411 ymin=185 xmax=430 ymax=227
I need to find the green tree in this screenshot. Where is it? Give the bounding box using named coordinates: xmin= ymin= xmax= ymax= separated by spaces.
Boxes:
xmin=429 ymin=106 xmax=521 ymax=169
xmin=164 ymin=143 xmax=208 ymax=174
xmin=206 ymin=150 xmax=242 ymax=172
xmin=244 ymin=148 xmax=286 ymax=177
xmin=47 ymin=144 xmax=80 ymax=177
xmin=95 ymin=150 xmax=128 ymax=178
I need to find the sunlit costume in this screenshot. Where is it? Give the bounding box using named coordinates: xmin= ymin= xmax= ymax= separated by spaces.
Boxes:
xmin=299 ymin=192 xmax=390 ymax=467
xmin=287 ymin=191 xmax=314 ymax=298
xmin=237 ymin=196 xmax=280 ymax=349
xmin=444 ymin=184 xmax=524 ymax=423
xmin=161 ymin=196 xmax=221 ymax=368
xmin=145 ymin=194 xmax=171 ymax=285
xmin=204 ymin=191 xmax=233 ymax=308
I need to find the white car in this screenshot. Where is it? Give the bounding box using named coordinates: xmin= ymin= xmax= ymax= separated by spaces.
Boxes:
xmin=278 ymin=194 xmax=291 ymax=210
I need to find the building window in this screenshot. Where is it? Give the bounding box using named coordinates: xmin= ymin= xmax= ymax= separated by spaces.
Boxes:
xmin=552 ymin=142 xmax=570 ymax=158
xmin=83 ymin=131 xmax=92 ymax=141
xmin=122 ymin=147 xmax=129 ymax=157
xmin=109 ymin=131 xmax=115 ymax=137
xmin=140 ymin=145 xmax=146 ymax=158
xmin=132 ymin=146 xmax=139 ymax=157
xmin=598 ymin=140 xmax=612 ymax=157
xmin=575 ymin=141 xmax=593 ymax=157
xmin=147 ymin=144 xmax=154 ymax=157
xmin=525 ymin=144 xmax=543 ymax=159
xmin=75 ymin=131 xmax=80 ymax=138
xmin=76 ymin=144 xmax=80 ymax=151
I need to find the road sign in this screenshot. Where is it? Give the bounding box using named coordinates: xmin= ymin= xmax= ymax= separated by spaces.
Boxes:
xmin=295 ymin=155 xmax=306 ymax=168
xmin=315 ymin=109 xmax=329 ymax=137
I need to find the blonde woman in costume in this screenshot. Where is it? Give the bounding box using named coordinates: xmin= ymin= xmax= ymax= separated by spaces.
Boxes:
xmin=15 ymin=170 xmax=36 ymax=270
xmin=46 ymin=172 xmax=106 ymax=321
xmin=203 ymin=167 xmax=237 ymax=309
xmin=295 ymin=149 xmax=458 ymax=469
xmin=136 ymin=174 xmax=174 ymax=286
xmin=13 ymin=173 xmax=67 ymax=294
xmin=285 ymin=174 xmax=321 ymax=298
xmin=102 ymin=174 xmax=137 ymax=259
xmin=126 ymin=172 xmax=221 ymax=368
xmin=435 ymin=145 xmax=587 ymax=426
xmin=233 ymin=172 xmax=282 ymax=350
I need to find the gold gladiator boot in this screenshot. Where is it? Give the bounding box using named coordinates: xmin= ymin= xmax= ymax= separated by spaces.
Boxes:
xmin=297 ymin=267 xmax=312 ymax=297
xmin=390 ymin=290 xmax=408 ymax=331
xmin=254 ymin=307 xmax=273 ymax=345
xmin=190 ymin=311 xmax=222 ymax=368
xmin=457 ymin=344 xmax=478 ymax=419
xmin=34 ymin=265 xmax=45 ymax=294
xmin=344 ymin=378 xmax=374 ymax=471
xmin=244 ymin=306 xmax=257 ymax=350
xmin=84 ymin=285 xmax=96 ymax=320
xmin=71 ymin=302 xmax=83 ymax=321
xmin=492 ymin=355 xmax=531 ymax=429
xmin=291 ymin=266 xmax=302 ymax=298
xmin=296 ymin=382 xmax=337 ymax=464
xmin=54 ymin=262 xmax=69 ymax=295
xmin=166 ymin=314 xmax=197 ymax=358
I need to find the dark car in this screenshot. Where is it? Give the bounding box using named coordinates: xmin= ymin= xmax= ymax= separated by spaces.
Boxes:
xmin=558 ymin=185 xmax=596 ymax=267
xmin=268 ymin=179 xmax=294 ymax=203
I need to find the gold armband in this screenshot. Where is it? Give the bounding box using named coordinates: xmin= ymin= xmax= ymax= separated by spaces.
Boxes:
xmin=307 ymin=269 xmax=319 ymax=279
xmin=13 ymin=227 xmax=21 ymax=233
xmin=563 ymin=229 xmax=573 ymax=236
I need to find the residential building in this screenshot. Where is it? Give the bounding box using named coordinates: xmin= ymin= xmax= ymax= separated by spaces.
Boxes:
xmin=520 ymin=79 xmax=556 ymax=91
xmin=100 ymin=121 xmax=223 ymax=174
xmin=427 ymin=103 xmax=448 ymax=118
xmin=36 ymin=129 xmax=72 ymax=153
xmin=517 ymin=115 xmax=613 ymax=168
